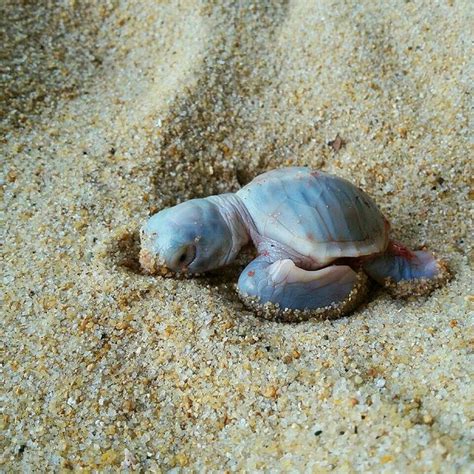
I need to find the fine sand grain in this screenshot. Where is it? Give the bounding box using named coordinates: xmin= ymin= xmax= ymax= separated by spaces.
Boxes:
xmin=2 ymin=1 xmax=473 ymax=471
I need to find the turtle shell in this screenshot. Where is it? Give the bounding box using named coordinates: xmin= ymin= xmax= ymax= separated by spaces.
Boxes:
xmin=236 ymin=167 xmax=389 ymax=266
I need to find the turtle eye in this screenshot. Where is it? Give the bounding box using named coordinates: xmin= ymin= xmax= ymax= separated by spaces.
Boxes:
xmin=177 ymin=244 xmax=196 ymax=267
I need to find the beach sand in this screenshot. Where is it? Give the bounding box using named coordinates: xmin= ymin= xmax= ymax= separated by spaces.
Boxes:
xmin=2 ymin=1 xmax=473 ymax=471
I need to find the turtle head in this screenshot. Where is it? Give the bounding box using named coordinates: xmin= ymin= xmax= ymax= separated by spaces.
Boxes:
xmin=139 ymin=198 xmax=234 ymax=276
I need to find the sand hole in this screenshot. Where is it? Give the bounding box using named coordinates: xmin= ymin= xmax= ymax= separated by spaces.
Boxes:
xmin=110 ymin=229 xmax=144 ymax=275
xmin=199 ymin=245 xmax=258 ymax=305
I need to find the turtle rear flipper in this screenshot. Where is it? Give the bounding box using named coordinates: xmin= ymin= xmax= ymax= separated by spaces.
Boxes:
xmin=363 ymin=247 xmax=450 ymax=297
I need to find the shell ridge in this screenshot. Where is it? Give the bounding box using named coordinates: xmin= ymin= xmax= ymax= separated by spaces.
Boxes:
xmin=324 ymin=178 xmax=354 ymax=243
xmin=302 ymin=180 xmax=331 ymax=243
xmin=325 ymin=178 xmax=359 ymax=242
xmin=338 ymin=181 xmax=368 ymax=241
xmin=289 ymin=181 xmax=332 ymax=243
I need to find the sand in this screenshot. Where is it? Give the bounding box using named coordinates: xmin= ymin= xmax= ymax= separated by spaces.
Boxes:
xmin=1 ymin=0 xmax=473 ymax=471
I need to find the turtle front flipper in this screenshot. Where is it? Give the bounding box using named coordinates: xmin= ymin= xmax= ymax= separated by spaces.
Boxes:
xmin=363 ymin=243 xmax=450 ymax=297
xmin=237 ymin=256 xmax=368 ymax=322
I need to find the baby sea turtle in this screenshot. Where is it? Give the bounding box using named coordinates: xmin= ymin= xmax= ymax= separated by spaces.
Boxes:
xmin=140 ymin=167 xmax=449 ymax=322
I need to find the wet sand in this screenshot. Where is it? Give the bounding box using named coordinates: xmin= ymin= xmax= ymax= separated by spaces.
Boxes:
xmin=2 ymin=1 xmax=473 ymax=471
